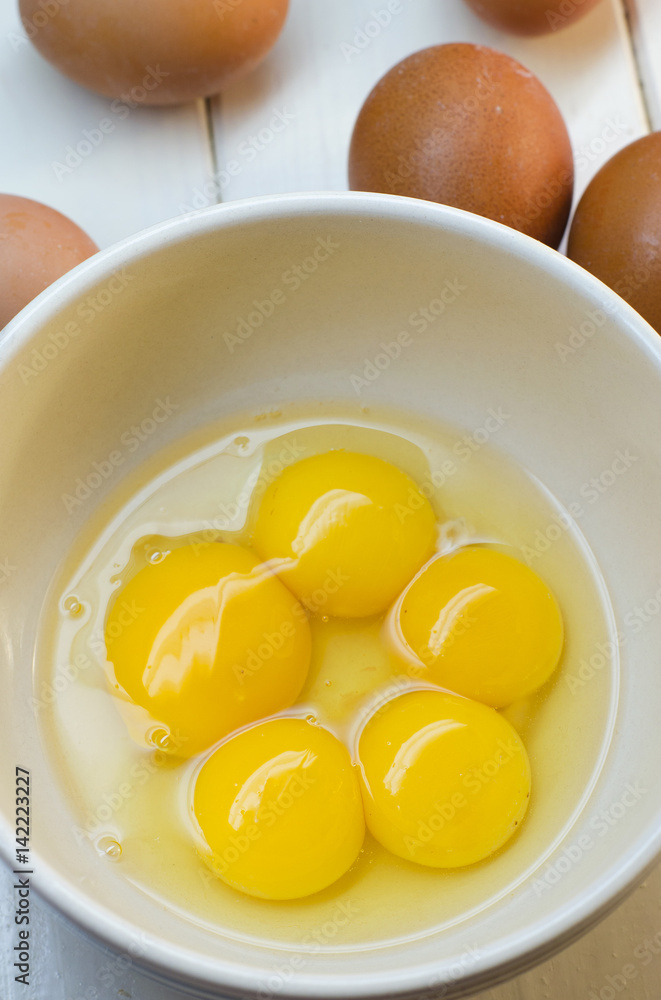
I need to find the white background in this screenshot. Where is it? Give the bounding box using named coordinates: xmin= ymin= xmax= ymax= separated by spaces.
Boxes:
xmin=1 ymin=0 xmax=661 ymax=996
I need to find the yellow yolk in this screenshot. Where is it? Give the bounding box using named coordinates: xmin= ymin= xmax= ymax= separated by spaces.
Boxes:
xmin=252 ymin=450 xmax=437 ymax=618
xmin=193 ymin=717 xmax=365 ymax=899
xmin=358 ymin=690 xmax=531 ymax=868
xmin=395 ymin=546 xmax=564 ymax=708
xmin=105 ymin=542 xmax=311 ymax=756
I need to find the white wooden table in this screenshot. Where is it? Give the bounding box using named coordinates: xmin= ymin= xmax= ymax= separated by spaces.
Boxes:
xmin=1 ymin=0 xmax=660 ymax=996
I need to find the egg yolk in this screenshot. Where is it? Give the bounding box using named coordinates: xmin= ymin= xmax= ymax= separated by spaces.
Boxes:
xmin=358 ymin=690 xmax=531 ymax=868
xmin=105 ymin=542 xmax=311 ymax=756
xmin=193 ymin=717 xmax=365 ymax=899
xmin=252 ymin=450 xmax=437 ymax=618
xmin=395 ymin=546 xmax=564 ymax=707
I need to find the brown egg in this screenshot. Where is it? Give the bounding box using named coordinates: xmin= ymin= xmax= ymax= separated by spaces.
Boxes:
xmin=567 ymin=133 xmax=661 ymax=333
xmin=19 ymin=0 xmax=289 ymax=106
xmin=463 ymin=0 xmax=604 ymax=36
xmin=0 ymin=195 xmax=97 ymax=328
xmin=349 ymin=44 xmax=574 ymax=249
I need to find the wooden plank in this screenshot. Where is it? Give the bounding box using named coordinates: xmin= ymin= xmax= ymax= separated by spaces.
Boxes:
xmin=210 ymin=0 xmax=648 ymax=205
xmin=624 ymin=0 xmax=661 ymax=129
xmin=0 ymin=4 xmax=215 ymax=248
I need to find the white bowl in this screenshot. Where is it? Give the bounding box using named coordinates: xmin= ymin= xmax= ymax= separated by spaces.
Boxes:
xmin=1 ymin=192 xmax=660 ymax=999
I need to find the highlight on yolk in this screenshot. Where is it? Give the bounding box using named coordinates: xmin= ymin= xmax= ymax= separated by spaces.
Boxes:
xmin=252 ymin=450 xmax=437 ymax=618
xmin=193 ymin=717 xmax=365 ymax=899
xmin=394 ymin=546 xmax=564 ymax=708
xmin=358 ymin=689 xmax=531 ymax=868
xmin=105 ymin=542 xmax=311 ymax=757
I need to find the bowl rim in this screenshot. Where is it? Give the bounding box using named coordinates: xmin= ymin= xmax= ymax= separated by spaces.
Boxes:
xmin=1 ymin=189 xmax=661 ymax=998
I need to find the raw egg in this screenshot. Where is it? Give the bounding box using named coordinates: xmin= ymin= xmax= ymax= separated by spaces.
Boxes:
xmin=252 ymin=450 xmax=437 ymax=618
xmin=393 ymin=546 xmax=563 ymax=707
xmin=567 ymin=132 xmax=661 ymax=334
xmin=193 ymin=717 xmax=365 ymax=899
xmin=349 ymin=43 xmax=574 ymax=249
xmin=19 ymin=0 xmax=289 ymax=105
xmin=0 ymin=194 xmax=97 ymax=328
xmin=105 ymin=541 xmax=311 ymax=756
xmin=463 ymin=0 xmax=604 ymax=36
xmin=358 ymin=690 xmax=531 ymax=868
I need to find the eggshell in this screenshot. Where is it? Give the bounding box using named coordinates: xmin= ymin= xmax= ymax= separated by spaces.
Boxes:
xmin=349 ymin=44 xmax=574 ymax=249
xmin=463 ymin=0 xmax=604 ymax=36
xmin=19 ymin=0 xmax=289 ymax=106
xmin=567 ymin=132 xmax=661 ymax=333
xmin=0 ymin=195 xmax=97 ymax=328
